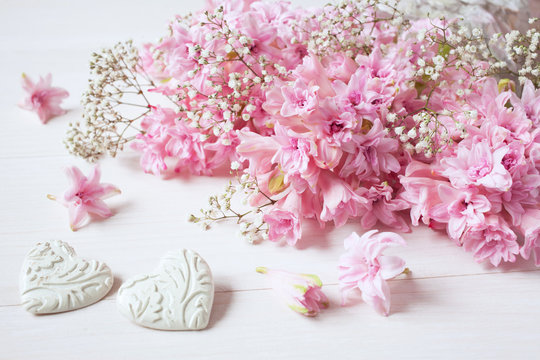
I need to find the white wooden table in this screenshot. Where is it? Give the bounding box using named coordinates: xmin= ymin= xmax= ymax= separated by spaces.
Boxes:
xmin=1 ymin=1 xmax=539 ymax=359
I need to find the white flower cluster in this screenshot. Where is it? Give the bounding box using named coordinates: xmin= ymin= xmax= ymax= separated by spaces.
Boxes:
xmin=65 ymin=41 xmax=153 ymax=161
xmin=173 ymin=7 xmax=283 ymax=139
xmin=300 ymin=0 xmax=405 ymax=58
xmin=189 ymin=179 xmax=270 ymax=244
xmin=502 ymin=18 xmax=540 ymax=86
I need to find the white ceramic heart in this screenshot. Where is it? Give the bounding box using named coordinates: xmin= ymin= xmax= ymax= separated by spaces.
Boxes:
xmin=20 ymin=240 xmax=113 ymax=314
xmin=116 ymin=249 xmax=214 ymax=331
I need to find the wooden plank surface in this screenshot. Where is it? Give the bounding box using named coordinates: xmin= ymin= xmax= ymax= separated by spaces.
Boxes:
xmin=1 ymin=1 xmax=539 ymax=359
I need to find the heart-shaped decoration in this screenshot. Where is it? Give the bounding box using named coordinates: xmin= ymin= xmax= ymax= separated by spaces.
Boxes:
xmin=117 ymin=249 xmax=214 ymax=331
xmin=20 ymin=240 xmax=113 ymax=314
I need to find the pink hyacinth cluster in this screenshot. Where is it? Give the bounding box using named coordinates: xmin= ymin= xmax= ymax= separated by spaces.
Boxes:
xmin=133 ymin=0 xmax=311 ymax=176
xmin=404 ymin=78 xmax=540 ymax=266
xmin=131 ymin=0 xmax=540 ymax=268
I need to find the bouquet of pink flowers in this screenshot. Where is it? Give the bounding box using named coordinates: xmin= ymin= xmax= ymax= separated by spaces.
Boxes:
xmin=66 ymin=0 xmax=540 ymax=268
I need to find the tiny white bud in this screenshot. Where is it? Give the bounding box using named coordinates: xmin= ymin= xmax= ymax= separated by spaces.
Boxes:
xmin=230 ymin=161 xmax=241 ymax=170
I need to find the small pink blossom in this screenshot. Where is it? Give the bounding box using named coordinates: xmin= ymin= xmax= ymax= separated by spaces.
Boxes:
xmin=280 ymin=79 xmax=319 ymax=118
xmin=360 ymin=182 xmax=410 ymax=233
xmin=338 ymin=230 xmax=407 ymax=316
xmin=271 ymin=123 xmax=319 ymax=189
xmin=430 ymin=185 xmax=491 ymax=241
xmin=317 ymin=171 xmax=367 ymax=227
xmin=19 ymin=73 xmax=69 ymax=123
xmin=461 ymin=215 xmax=519 ymax=267
xmin=520 ymin=79 xmax=540 ymax=125
xmin=519 ymin=208 xmax=540 ymax=266
xmin=263 ymin=191 xmax=302 ymax=246
xmin=132 ymin=107 xmax=177 ymax=176
xmin=256 ymin=267 xmax=329 ymax=316
xmin=441 ymin=139 xmax=512 ymax=191
xmin=263 ymin=209 xmax=302 ymax=246
xmin=48 ymin=166 xmax=120 ymax=231
xmin=399 ymin=161 xmax=447 ymax=226
xmin=340 ymin=119 xmax=400 ymax=179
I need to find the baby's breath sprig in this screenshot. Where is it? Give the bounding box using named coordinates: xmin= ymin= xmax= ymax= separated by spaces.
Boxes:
xmin=189 ymin=172 xmax=276 ymax=244
xmin=299 ymin=0 xmax=407 ymax=58
xmin=387 ymin=18 xmax=498 ymax=157
xmin=65 ymin=41 xmax=156 ymax=161
xmin=498 ymin=18 xmax=540 ymax=86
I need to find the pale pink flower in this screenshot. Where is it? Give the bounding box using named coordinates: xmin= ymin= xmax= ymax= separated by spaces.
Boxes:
xmin=263 ymin=191 xmax=302 ymax=246
xmin=470 ymin=78 xmax=531 ymax=139
xmin=48 ymin=166 xmax=120 ymax=231
xmin=399 ymin=161 xmax=446 ymax=226
xmin=321 ymin=52 xmax=359 ymax=83
xmin=280 ymin=78 xmax=319 ymax=118
xmin=340 ymin=119 xmax=400 ymax=178
xmin=293 ymin=55 xmax=335 ymax=98
xmin=461 ymin=215 xmax=520 ymax=266
xmin=493 ymin=174 xmax=540 ymax=226
xmin=264 ymin=209 xmax=301 ymax=246
xmin=323 ymin=110 xmax=356 ymax=146
xmin=520 ymin=79 xmax=540 ymax=125
xmin=441 ymin=139 xmax=512 ymax=191
xmin=133 ymin=135 xmax=169 ymax=175
xmin=271 ymin=123 xmax=319 ymax=190
xmin=256 ymin=267 xmax=329 ymax=316
xmin=166 ymin=121 xmax=211 ymax=175
xmin=132 ymin=107 xmax=177 ymax=176
xmin=430 ymin=185 xmax=491 ymax=241
xmin=317 ymin=171 xmax=367 ymax=227
xmin=333 ymin=71 xmax=377 ymax=115
xmin=519 ymin=208 xmax=540 ymax=266
xmin=360 ymin=182 xmax=410 ymax=233
xmin=19 ymin=73 xmax=69 ymax=123
xmin=236 ymin=128 xmax=279 ymax=175
xmin=338 ymin=230 xmax=407 ymax=316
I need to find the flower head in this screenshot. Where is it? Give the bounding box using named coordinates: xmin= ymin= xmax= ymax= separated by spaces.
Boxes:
xmin=48 ymin=166 xmax=121 ymax=230
xmin=256 ymin=267 xmax=329 ymax=316
xmin=263 ymin=209 xmax=302 ymax=246
xmin=461 ymin=215 xmax=519 ymax=266
xmin=441 ymin=139 xmax=512 ymax=192
xmin=19 ymin=73 xmax=69 ymax=123
xmin=519 ymin=208 xmax=540 ymax=266
xmin=338 ymin=230 xmax=407 ymax=316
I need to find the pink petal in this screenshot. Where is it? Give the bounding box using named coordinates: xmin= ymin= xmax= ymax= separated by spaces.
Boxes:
xmin=85 ymin=199 xmax=113 ymax=218
xmin=360 ymin=276 xmax=391 ymax=316
xmin=68 ymin=204 xmax=88 ymax=231
xmin=379 ymin=255 xmax=406 ymax=280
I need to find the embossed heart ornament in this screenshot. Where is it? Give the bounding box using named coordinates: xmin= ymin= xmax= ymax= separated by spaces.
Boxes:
xmin=116 ymin=249 xmax=214 ymax=330
xmin=20 ymin=240 xmax=113 ymax=314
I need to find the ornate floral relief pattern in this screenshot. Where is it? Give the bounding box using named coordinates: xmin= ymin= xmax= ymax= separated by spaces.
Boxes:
xmin=116 ymin=249 xmax=214 ymax=330
xmin=20 ymin=240 xmax=113 ymax=314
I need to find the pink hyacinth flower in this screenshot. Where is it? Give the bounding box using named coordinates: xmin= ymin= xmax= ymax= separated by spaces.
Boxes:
xmin=48 ymin=166 xmax=121 ymax=231
xmin=461 ymin=215 xmax=519 ymax=267
xmin=256 ymin=267 xmax=329 ymax=316
xmin=520 ymin=209 xmax=540 ymax=266
xmin=338 ymin=230 xmax=407 ymax=316
xmin=429 ymin=185 xmax=491 ymax=241
xmin=19 ymin=73 xmax=69 ymax=123
xmin=441 ymin=140 xmax=512 ymax=192
xmin=263 ymin=209 xmax=302 ymax=246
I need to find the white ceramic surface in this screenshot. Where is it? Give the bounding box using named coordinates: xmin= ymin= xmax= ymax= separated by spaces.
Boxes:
xmin=116 ymin=249 xmax=214 ymax=330
xmin=20 ymin=240 xmax=113 ymax=314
